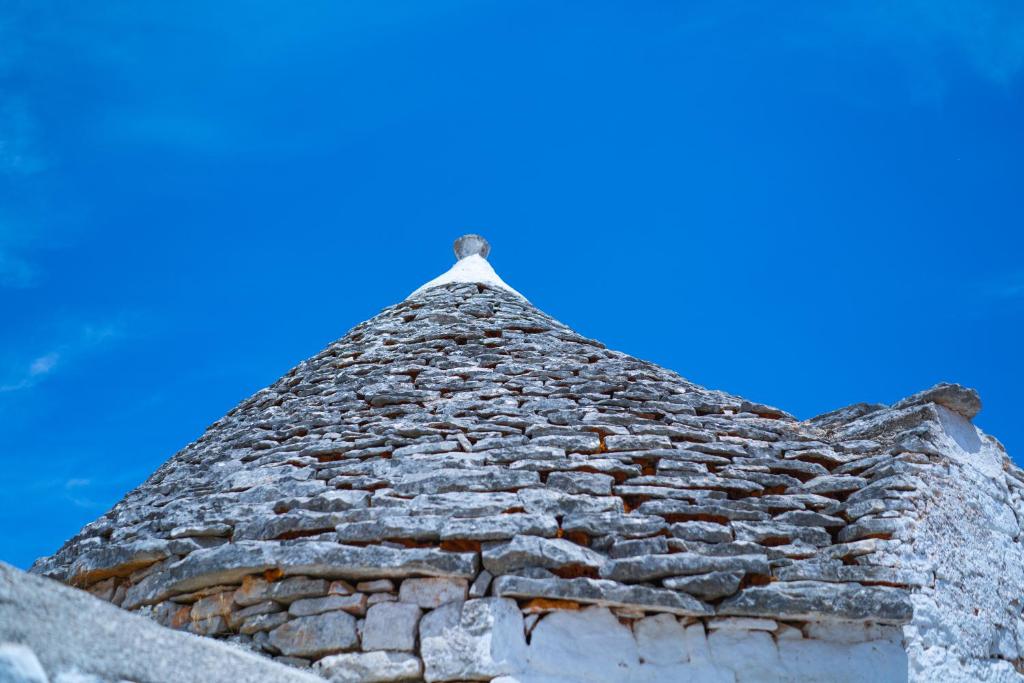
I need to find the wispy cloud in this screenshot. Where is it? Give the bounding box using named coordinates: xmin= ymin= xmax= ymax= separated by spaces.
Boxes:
xmin=981 ymin=270 xmax=1024 ymax=301
xmin=0 ymin=7 xmax=62 ymax=289
xmin=0 ymin=217 xmax=81 ymax=290
xmin=765 ymin=0 xmax=1024 ymax=105
xmin=28 ymin=352 xmax=60 ymax=377
xmin=0 ymin=248 xmax=38 ymax=288
xmin=0 ymin=153 xmax=48 ymax=292
xmin=0 ymin=357 xmax=54 ymax=393
xmin=0 ymin=1 xmax=45 ymax=176
xmin=0 ymin=320 xmax=126 ymax=392
xmin=838 ymin=0 xmax=1024 ymax=90
xmin=0 ymin=96 xmax=46 ymax=176
xmin=63 ymin=477 xmax=103 ymax=509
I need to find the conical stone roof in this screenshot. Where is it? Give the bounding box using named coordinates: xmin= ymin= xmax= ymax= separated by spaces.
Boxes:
xmin=30 ymin=235 xmax=1024 ymax=679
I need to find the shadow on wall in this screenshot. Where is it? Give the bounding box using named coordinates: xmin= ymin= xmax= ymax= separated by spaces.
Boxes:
xmin=937 ymin=405 xmax=982 ymax=454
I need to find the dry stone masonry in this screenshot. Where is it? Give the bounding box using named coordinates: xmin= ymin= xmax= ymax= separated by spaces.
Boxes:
xmin=18 ymin=236 xmax=1024 ymax=682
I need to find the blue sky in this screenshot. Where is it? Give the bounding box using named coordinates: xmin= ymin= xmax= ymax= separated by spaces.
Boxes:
xmin=1 ymin=1 xmax=1022 ymax=569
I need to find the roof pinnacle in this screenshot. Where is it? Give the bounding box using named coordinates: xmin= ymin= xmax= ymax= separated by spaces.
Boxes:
xmin=407 ymin=232 xmax=525 ymax=300
xmin=454 ymin=234 xmax=490 ymax=260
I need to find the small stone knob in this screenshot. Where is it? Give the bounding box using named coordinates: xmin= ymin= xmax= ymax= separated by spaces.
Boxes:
xmin=454 ymin=234 xmax=490 ymax=260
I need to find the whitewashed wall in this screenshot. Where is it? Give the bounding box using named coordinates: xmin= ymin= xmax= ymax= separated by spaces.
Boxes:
xmin=490 ymin=607 xmax=907 ymax=683
xmin=900 ymin=407 xmax=1024 ymax=682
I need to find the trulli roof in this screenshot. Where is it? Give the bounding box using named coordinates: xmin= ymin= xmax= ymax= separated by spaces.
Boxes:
xmin=32 ymin=235 xmax=1020 ymax=629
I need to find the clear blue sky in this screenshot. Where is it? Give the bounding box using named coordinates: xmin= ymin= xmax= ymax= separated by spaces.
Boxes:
xmin=2 ymin=1 xmax=1022 ymax=569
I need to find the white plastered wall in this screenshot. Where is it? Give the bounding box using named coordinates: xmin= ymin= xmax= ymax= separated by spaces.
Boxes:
xmin=492 ymin=608 xmax=907 ymax=683
xmin=899 ymin=406 xmax=1024 ymax=682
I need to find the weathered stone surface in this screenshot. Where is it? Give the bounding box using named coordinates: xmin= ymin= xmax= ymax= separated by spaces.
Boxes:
xmin=272 ymin=655 xmax=311 ymax=668
xmin=328 ymin=579 xmax=355 ymax=595
xmin=669 ymin=521 xmax=732 ymax=543
xmin=392 ymin=441 xmax=462 ymax=457
xmin=515 ymin=607 xmax=638 ymax=683
xmin=356 ymin=579 xmax=394 ymax=593
xmin=516 ymin=489 xmax=622 ymax=516
xmin=482 ymin=535 xmax=605 ymax=574
xmin=191 ymin=590 xmax=234 ymax=621
xmin=717 ymin=581 xmax=914 ymax=624
xmin=609 ymin=537 xmax=668 ymax=558
xmin=394 ymin=468 xmax=539 ymax=495
xmin=662 ymin=571 xmax=744 ymax=600
xmin=288 ymin=593 xmax=366 ymax=617
xmin=314 ymin=651 xmax=423 ymax=683
xmin=0 ymin=644 xmax=48 ymax=683
xmin=419 ymin=598 xmax=527 ymax=682
xmin=837 ymin=517 xmax=911 ymax=543
xmin=239 ymin=611 xmax=290 ymax=634
xmin=0 ymin=562 xmax=320 ymax=683
xmin=233 ymin=510 xmax=350 ymax=541
xmin=283 ymin=490 xmax=371 ymax=513
xmin=561 ymin=513 xmax=666 ymax=538
xmin=635 ymin=500 xmax=770 ymax=522
xmin=605 ymin=435 xmax=673 ymax=452
xmin=268 ymin=611 xmax=359 ymax=658
xmin=833 ymin=404 xmax=939 ymax=442
xmin=336 ymin=515 xmax=446 ymax=543
xmin=226 ymin=600 xmax=279 ymax=629
xmin=469 ymin=571 xmax=493 ymax=598
xmin=170 ymin=522 xmax=233 ymax=539
xmin=493 ymin=575 xmax=713 ymax=617
xmin=546 ymin=471 xmax=614 ymax=496
xmin=361 ymin=602 xmax=422 ymax=651
xmin=774 ymin=510 xmax=845 ymax=528
xmin=808 ymin=402 xmax=887 ymax=430
xmin=706 ymin=616 xmax=779 ymax=631
xmin=732 ymin=521 xmax=832 ymax=547
xmin=189 ymin=615 xmax=230 ymax=636
xmin=625 ymin=473 xmax=764 ymax=496
xmin=380 ymin=492 xmax=519 ymax=516
xmin=633 ymin=613 xmax=687 ymax=665
xmin=56 ymin=539 xmax=174 ymax=586
xmin=531 ymin=434 xmax=601 ymax=452
xmin=125 ymin=542 xmax=477 ymax=607
xmin=773 ymin=563 xmax=930 ymax=587
xmin=441 ymin=514 xmax=558 ymax=541
xmin=366 ymin=592 xmax=397 ymax=606
xmin=798 ymin=475 xmax=869 ymax=496
xmin=398 ymin=578 xmax=468 ymax=609
xmin=600 ymin=553 xmax=768 ymax=583
xmin=892 ymin=382 xmax=982 ymax=420
xmin=234 ymin=576 xmax=329 ymax=607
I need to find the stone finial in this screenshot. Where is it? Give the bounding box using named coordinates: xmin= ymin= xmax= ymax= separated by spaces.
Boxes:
xmin=408 ymin=232 xmax=523 ymax=299
xmin=454 ymin=234 xmax=490 ymax=261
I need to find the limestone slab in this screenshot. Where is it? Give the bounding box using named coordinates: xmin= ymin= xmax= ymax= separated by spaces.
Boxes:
xmin=361 ymin=603 xmax=421 ymax=653
xmin=268 ymin=611 xmax=359 ymax=658
xmin=314 ymin=651 xmax=423 ymax=683
xmin=419 ymin=598 xmax=527 ymax=682
xmin=493 ymin=575 xmax=712 ymax=617
xmin=398 ymin=578 xmax=468 ymax=609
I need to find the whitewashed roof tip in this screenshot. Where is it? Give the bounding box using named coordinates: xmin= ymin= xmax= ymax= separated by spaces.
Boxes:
xmin=409 ymin=233 xmax=526 ymax=300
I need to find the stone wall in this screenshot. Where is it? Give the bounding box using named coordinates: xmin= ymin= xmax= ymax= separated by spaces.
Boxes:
xmin=91 ymin=570 xmax=905 ymax=682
